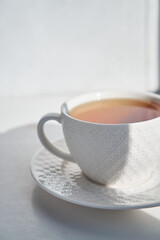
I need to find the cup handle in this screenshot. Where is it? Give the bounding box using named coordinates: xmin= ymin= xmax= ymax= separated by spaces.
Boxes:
xmin=37 ymin=113 xmax=74 ymax=162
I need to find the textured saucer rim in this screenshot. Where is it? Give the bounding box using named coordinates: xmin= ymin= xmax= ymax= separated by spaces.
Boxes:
xmin=30 ymin=148 xmax=160 ymax=210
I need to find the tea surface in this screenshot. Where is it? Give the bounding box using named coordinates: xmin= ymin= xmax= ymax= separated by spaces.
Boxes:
xmin=69 ymin=99 xmax=160 ymax=124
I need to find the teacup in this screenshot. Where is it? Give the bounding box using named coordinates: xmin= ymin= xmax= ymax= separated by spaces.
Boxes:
xmin=37 ymin=91 xmax=160 ymax=187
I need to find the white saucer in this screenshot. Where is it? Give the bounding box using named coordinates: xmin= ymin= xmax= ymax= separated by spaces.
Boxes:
xmin=30 ymin=138 xmax=160 ymax=210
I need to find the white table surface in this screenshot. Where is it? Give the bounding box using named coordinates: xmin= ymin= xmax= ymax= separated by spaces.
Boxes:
xmin=1 ymin=94 xmax=160 ymax=240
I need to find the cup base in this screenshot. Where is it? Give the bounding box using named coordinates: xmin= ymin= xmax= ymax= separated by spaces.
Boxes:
xmin=82 ymin=170 xmax=154 ymax=189
xmin=82 ymin=172 xmax=106 ymax=186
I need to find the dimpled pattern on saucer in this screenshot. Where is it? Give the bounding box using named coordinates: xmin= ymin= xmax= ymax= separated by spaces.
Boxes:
xmin=30 ymin=139 xmax=160 ymax=209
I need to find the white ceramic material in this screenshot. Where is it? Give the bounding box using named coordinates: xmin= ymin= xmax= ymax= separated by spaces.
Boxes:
xmin=37 ymin=91 xmax=160 ymax=187
xmin=30 ymin=139 xmax=160 ymax=210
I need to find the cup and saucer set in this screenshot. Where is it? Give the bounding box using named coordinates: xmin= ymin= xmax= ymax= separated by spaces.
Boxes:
xmin=30 ymin=91 xmax=160 ymax=210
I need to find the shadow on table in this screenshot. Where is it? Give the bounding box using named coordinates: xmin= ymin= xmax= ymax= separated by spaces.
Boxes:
xmin=32 ymin=186 xmax=160 ymax=240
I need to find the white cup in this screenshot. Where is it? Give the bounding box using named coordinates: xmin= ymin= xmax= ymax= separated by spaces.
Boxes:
xmin=37 ymin=91 xmax=160 ymax=187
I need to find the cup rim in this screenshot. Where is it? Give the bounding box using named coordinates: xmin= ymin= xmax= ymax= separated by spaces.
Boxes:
xmin=61 ymin=90 xmax=160 ymax=126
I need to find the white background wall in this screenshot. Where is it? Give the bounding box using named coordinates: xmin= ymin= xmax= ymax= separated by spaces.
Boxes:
xmin=0 ymin=0 xmax=159 ymax=96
